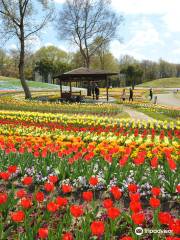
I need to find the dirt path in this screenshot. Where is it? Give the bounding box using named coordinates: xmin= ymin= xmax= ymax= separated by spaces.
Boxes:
xmin=123 ymin=107 xmax=154 ymax=121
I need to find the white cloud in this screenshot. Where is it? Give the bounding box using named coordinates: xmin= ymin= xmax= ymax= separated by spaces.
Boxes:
xmin=110 ymin=18 xmax=163 ymax=60
xmin=54 ymin=0 xmax=65 ymax=3
xmin=55 ymin=0 xmax=180 ymax=33
xmin=44 ymin=42 xmax=54 ymax=46
xmin=162 ymin=11 xmax=180 ymax=32
xmin=25 ymin=36 xmax=42 ymax=50
xmin=111 ymin=0 xmax=180 ymax=32
xmin=110 ymin=39 xmax=146 ymax=60
xmin=8 ymin=44 xmax=18 ymax=50
xmin=111 ymin=0 xmax=178 ymax=15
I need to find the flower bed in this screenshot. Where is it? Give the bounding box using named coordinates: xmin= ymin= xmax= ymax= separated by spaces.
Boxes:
xmin=0 ymin=109 xmax=179 ymax=239
xmin=0 ymin=98 xmax=121 ymax=115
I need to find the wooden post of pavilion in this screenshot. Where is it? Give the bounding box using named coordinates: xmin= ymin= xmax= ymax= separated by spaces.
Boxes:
xmin=60 ymin=79 xmax=62 ymax=97
xmin=106 ymin=76 xmax=109 ymax=102
xmin=69 ymin=79 xmax=72 ymax=97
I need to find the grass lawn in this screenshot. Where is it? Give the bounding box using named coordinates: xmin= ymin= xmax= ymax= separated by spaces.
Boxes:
xmin=137 ymin=77 xmax=180 ymax=88
xmin=136 ymin=108 xmax=178 ymax=121
xmin=0 ymin=76 xmax=59 ymax=91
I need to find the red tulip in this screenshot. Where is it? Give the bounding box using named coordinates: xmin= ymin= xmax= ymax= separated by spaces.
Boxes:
xmin=169 ymin=218 xmax=180 ymax=235
xmin=158 ymin=212 xmax=172 ymax=225
xmin=49 ymin=175 xmax=58 ymax=184
xmin=176 ymin=184 xmax=180 ymax=193
xmin=56 ymin=196 xmax=68 ymax=207
xmin=62 ymin=184 xmax=72 ymax=193
xmin=22 ymin=176 xmax=33 ymax=185
xmin=47 ymin=202 xmax=58 ymax=212
xmin=103 ymin=199 xmax=113 ymax=209
xmin=38 ymin=228 xmax=48 ymax=239
xmin=8 ymin=165 xmax=17 ymax=174
xmin=82 ymin=191 xmax=93 ymax=202
xmin=62 ymin=232 xmax=73 ymax=240
xmin=110 ymin=186 xmax=122 ymax=200
xmin=130 ymin=201 xmax=142 ymax=213
xmin=129 ymin=193 xmax=140 ymax=202
xmin=35 ymin=192 xmax=44 ymax=202
xmin=166 ymin=237 xmax=180 ymax=240
xmin=89 ymin=176 xmax=98 ymax=186
xmin=70 ymin=205 xmax=83 ymax=218
xmin=151 ymin=187 xmax=161 ymax=197
xmin=11 ymin=210 xmax=25 ymax=222
xmin=131 ymin=212 xmax=145 ymax=225
xmin=21 ymin=197 xmax=32 ymax=209
xmin=150 ymin=156 xmax=158 ymax=168
xmin=149 ymin=198 xmax=160 ymax=208
xmin=120 ymin=237 xmax=134 ymax=240
xmin=16 ymin=189 xmax=27 ymax=198
xmin=44 ymin=182 xmax=54 ymax=192
xmin=0 ymin=172 xmax=10 ymax=181
xmin=107 ymin=207 xmax=121 ymax=219
xmin=0 ymin=193 xmax=8 ymax=205
xmin=90 ymin=221 xmax=105 ymax=236
xmin=128 ymin=184 xmax=138 ymax=193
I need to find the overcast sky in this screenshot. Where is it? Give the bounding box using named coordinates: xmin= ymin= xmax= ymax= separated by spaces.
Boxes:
xmin=6 ymin=0 xmax=180 ymax=63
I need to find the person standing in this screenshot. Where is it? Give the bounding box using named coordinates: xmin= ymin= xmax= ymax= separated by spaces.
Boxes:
xmin=121 ymin=88 xmax=126 ymax=102
xmin=95 ymin=84 xmax=100 ymax=100
xmin=92 ymin=83 xmax=95 ymax=100
xmin=129 ymin=88 xmax=133 ymax=101
xmin=149 ymin=88 xmax=153 ymax=101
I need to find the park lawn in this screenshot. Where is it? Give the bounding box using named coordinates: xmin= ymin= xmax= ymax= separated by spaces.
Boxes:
xmin=0 ymin=75 xmax=59 ymax=91
xmin=136 ymin=108 xmax=179 ymax=121
xmin=137 ymin=77 xmax=180 ymax=88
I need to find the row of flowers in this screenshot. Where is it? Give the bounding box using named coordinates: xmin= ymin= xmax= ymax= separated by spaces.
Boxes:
xmin=0 ymin=110 xmax=178 ymax=130
xmin=0 ymin=137 xmax=179 ymax=195
xmin=0 ymin=97 xmax=122 ymax=115
xmin=0 ymin=166 xmax=179 ymax=239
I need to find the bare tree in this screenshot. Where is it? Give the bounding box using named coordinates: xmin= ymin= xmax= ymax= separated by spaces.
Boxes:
xmin=0 ymin=0 xmax=54 ymax=99
xmin=57 ymin=0 xmax=123 ymax=68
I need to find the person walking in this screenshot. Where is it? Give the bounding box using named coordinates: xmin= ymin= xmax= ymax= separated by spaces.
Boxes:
xmin=121 ymin=88 xmax=126 ymax=102
xmin=129 ymin=88 xmax=133 ymax=101
xmin=95 ymin=84 xmax=100 ymax=100
xmin=149 ymin=88 xmax=153 ymax=101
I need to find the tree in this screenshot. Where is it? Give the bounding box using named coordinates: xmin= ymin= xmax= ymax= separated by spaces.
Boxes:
xmin=159 ymin=59 xmax=177 ymax=78
xmin=140 ymin=60 xmax=159 ymax=82
xmin=57 ymin=0 xmax=123 ymax=68
xmin=91 ymin=37 xmax=109 ymax=70
xmin=120 ymin=64 xmax=143 ymax=89
xmin=33 ymin=46 xmax=71 ymax=82
xmin=0 ymin=0 xmax=54 ymax=99
xmin=0 ymin=48 xmax=6 ymax=73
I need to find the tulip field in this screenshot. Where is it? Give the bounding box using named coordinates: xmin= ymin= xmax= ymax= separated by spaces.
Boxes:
xmin=0 ymin=105 xmax=180 ymax=240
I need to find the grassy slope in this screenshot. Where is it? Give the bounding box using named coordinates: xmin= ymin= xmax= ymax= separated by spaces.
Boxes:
xmin=0 ymin=76 xmax=58 ymax=90
xmin=137 ymin=77 xmax=180 ymax=88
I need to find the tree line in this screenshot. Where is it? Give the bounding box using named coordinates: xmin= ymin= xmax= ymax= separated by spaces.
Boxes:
xmin=0 ymin=46 xmax=179 ymax=87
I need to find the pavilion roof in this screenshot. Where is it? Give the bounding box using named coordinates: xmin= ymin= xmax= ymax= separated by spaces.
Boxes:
xmin=54 ymin=67 xmax=118 ymax=81
xmin=64 ymin=67 xmax=117 ymax=75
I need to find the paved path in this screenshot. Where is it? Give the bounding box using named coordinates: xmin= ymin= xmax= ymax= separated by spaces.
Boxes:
xmin=155 ymin=93 xmax=180 ymax=108
xmin=123 ymin=107 xmax=154 ymax=121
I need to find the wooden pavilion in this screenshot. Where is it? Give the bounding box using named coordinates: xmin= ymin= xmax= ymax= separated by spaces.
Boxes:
xmin=53 ymin=67 xmax=118 ymax=102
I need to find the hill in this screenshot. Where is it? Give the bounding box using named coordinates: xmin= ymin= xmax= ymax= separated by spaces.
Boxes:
xmin=137 ymin=77 xmax=180 ymax=88
xmin=0 ymin=76 xmax=59 ymax=91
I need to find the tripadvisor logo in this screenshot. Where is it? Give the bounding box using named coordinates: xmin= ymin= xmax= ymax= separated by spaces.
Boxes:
xmin=135 ymin=227 xmax=143 ymax=236
xmin=135 ymin=227 xmax=172 ymax=236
